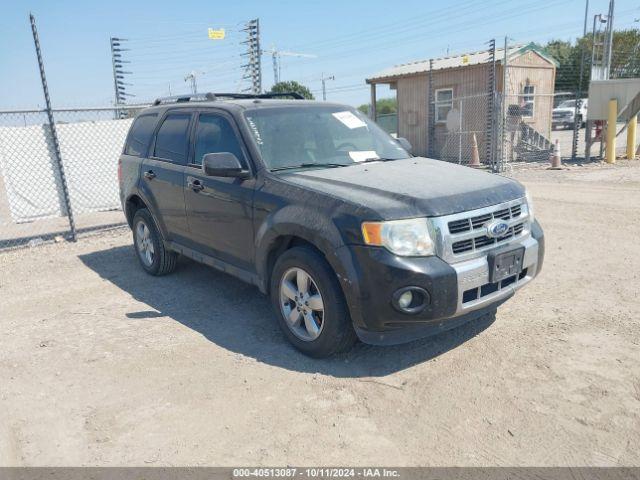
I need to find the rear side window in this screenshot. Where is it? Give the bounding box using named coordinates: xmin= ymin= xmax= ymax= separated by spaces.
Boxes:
xmin=124 ymin=114 xmax=157 ymax=156
xmin=153 ymin=113 xmax=192 ymax=164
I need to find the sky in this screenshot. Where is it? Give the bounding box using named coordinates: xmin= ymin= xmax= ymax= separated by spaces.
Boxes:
xmin=1 ymin=0 xmax=639 ymax=110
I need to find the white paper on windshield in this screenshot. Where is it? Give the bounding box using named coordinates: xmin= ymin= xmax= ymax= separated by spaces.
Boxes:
xmin=332 ymin=111 xmax=367 ymax=129
xmin=349 ymin=151 xmax=378 ymax=162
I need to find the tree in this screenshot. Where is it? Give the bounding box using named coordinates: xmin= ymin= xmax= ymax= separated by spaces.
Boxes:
xmin=269 ymin=81 xmax=314 ymax=99
xmin=544 ymin=40 xmax=579 ymax=92
xmin=357 ymin=97 xmax=397 ymax=116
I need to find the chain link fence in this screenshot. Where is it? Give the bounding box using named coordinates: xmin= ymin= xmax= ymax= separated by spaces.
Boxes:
xmin=429 ymin=92 xmax=493 ymax=167
xmin=0 ymin=106 xmax=146 ymax=250
xmin=376 ymin=113 xmax=398 ymax=136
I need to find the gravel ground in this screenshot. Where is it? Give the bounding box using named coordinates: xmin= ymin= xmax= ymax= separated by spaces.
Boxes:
xmin=1 ymin=161 xmax=639 ymax=466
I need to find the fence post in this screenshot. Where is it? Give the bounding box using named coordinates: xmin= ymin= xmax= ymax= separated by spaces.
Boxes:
xmin=428 ymin=59 xmax=435 ymax=158
xmin=626 ymin=115 xmax=637 ymax=160
xmin=605 ymin=98 xmax=617 ymax=164
xmin=29 ymin=13 xmax=76 ymax=242
xmin=499 ymin=36 xmax=509 ymax=172
xmin=486 ymin=39 xmax=497 ymax=171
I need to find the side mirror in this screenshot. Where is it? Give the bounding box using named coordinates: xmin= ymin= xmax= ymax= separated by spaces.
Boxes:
xmin=202 ymin=152 xmax=249 ymax=178
xmin=396 ymin=137 xmax=413 ymax=155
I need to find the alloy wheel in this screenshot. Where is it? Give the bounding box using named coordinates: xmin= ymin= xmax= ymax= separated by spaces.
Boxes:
xmin=135 ymin=221 xmax=155 ymax=267
xmin=279 ymin=267 xmax=325 ymax=341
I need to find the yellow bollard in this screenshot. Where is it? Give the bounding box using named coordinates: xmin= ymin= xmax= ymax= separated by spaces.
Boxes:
xmin=627 ymin=114 xmax=637 ymax=160
xmin=605 ymin=98 xmax=617 ymax=164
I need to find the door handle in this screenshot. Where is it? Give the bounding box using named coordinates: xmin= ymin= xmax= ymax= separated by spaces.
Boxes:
xmin=188 ymin=179 xmax=204 ymax=192
xmin=144 ymin=170 xmax=156 ymax=180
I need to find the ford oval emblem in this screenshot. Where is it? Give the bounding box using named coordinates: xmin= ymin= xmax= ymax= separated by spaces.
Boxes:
xmin=486 ymin=219 xmax=509 ymax=238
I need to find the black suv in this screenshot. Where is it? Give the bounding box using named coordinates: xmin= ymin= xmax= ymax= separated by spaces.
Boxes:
xmin=119 ymin=92 xmax=544 ymax=357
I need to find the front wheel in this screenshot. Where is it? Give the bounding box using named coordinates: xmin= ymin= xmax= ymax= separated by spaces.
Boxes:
xmin=270 ymin=246 xmax=357 ymax=357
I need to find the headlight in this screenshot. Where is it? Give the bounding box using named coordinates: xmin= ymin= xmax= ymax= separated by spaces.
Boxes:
xmin=361 ymin=218 xmax=435 ymax=256
xmin=525 ymin=190 xmax=535 ymax=222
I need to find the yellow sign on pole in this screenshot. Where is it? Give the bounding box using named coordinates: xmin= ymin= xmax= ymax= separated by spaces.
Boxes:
xmin=208 ymin=28 xmax=225 ymax=40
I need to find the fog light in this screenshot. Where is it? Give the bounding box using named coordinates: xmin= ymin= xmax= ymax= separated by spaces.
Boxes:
xmin=392 ymin=286 xmax=430 ymax=314
xmin=398 ymin=291 xmax=413 ymax=309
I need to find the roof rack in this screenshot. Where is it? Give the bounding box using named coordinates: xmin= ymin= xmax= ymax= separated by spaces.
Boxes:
xmin=152 ymin=91 xmax=304 ymax=106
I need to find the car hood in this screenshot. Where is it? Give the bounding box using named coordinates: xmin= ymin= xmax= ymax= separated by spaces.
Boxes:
xmin=278 ymin=157 xmax=525 ymax=218
xmin=553 ymin=108 xmax=575 ymax=114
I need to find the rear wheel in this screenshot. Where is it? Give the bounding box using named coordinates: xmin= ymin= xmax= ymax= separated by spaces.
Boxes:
xmin=132 ymin=208 xmax=177 ymax=276
xmin=270 ymin=246 xmax=357 ymax=357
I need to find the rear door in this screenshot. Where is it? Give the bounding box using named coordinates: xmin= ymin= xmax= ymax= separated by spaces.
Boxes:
xmin=184 ymin=110 xmax=255 ymax=270
xmin=142 ymin=111 xmax=192 ymax=240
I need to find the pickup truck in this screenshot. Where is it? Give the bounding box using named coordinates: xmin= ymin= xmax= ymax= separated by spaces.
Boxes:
xmin=118 ymin=93 xmax=544 ymax=357
xmin=552 ymin=98 xmax=588 ymax=130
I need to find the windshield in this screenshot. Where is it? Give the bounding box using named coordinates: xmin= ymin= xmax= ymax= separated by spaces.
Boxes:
xmin=243 ymin=105 xmax=410 ymax=171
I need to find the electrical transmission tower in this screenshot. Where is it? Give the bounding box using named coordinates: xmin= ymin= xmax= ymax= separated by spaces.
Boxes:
xmin=263 ymin=46 xmax=317 ymax=85
xmin=241 ymin=19 xmax=261 ymax=94
xmin=110 ymin=37 xmax=133 ymax=117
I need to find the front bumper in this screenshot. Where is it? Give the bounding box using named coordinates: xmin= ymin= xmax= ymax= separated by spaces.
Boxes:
xmin=552 ymin=117 xmax=574 ymax=126
xmin=340 ymin=220 xmax=544 ymax=345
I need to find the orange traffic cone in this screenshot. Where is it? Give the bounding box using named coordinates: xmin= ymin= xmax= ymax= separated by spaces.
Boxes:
xmin=549 ymin=139 xmax=562 ymax=169
xmin=469 ymin=133 xmax=481 ymax=168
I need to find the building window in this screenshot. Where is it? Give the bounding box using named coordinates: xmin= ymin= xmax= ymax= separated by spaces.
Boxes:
xmin=522 ymin=84 xmax=535 ymax=118
xmin=435 ymin=88 xmax=453 ymax=123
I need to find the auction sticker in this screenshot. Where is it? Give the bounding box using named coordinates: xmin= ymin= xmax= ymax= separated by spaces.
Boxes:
xmin=332 ymin=111 xmax=367 ymax=129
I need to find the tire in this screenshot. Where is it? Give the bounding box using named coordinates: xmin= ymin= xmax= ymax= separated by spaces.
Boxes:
xmin=270 ymin=246 xmax=357 ymax=358
xmin=132 ymin=208 xmax=177 ymax=276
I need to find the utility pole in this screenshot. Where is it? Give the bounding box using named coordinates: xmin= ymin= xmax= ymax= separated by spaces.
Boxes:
xmin=30 ymin=13 xmax=76 ymax=241
xmin=591 ymin=0 xmax=615 ymax=81
xmin=110 ymin=37 xmax=133 ymax=118
xmin=604 ymin=0 xmax=615 ymax=78
xmin=321 ymin=73 xmax=335 ymax=101
xmin=272 ymin=48 xmax=279 ymax=84
xmin=184 ymin=71 xmax=198 ymax=94
xmin=241 ymin=19 xmax=261 ymax=94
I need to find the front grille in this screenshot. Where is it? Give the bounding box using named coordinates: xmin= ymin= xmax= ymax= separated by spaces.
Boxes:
xmin=447 ymin=202 xmax=526 ymax=255
xmin=462 ymin=268 xmax=528 ymax=304
xmin=447 ymin=204 xmax=522 ymax=235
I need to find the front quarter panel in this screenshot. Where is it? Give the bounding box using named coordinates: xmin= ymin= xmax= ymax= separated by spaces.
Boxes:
xmin=252 ymin=176 xmax=366 ymax=294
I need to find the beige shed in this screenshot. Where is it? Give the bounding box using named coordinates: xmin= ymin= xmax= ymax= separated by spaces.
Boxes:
xmin=366 ymin=43 xmax=558 ymax=161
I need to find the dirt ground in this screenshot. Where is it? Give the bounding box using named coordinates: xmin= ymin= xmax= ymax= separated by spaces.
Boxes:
xmin=1 ymin=161 xmax=639 ymax=466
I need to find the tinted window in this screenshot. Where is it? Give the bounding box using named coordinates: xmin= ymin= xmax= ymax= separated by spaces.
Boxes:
xmin=153 ymin=113 xmax=191 ymax=163
xmin=124 ymin=114 xmax=157 ymax=156
xmin=192 ymin=114 xmax=246 ymax=166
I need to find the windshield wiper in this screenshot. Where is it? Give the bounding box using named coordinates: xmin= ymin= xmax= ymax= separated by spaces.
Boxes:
xmin=359 ymin=157 xmax=399 ymax=163
xmin=270 ymin=163 xmax=347 ymax=172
